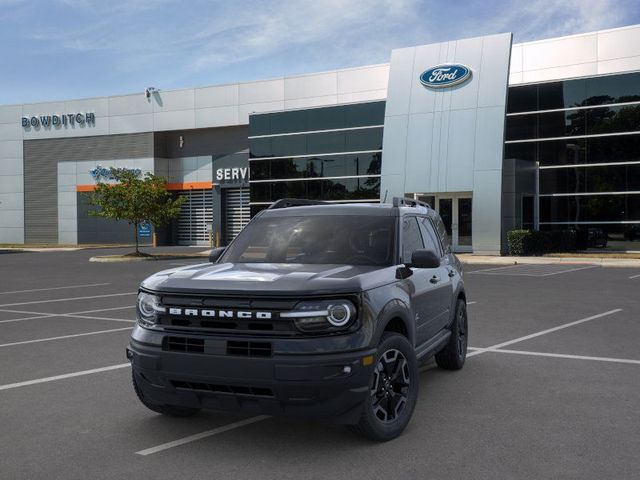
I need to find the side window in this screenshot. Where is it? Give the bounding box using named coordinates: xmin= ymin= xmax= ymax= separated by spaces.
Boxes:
xmin=432 ymin=215 xmax=451 ymax=253
xmin=419 ymin=217 xmax=442 ymax=257
xmin=402 ymin=217 xmax=424 ymax=263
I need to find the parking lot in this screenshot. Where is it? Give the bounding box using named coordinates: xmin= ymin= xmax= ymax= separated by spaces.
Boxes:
xmin=1 ymin=249 xmax=639 ymax=480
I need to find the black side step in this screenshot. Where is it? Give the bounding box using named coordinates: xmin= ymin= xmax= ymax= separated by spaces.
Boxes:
xmin=415 ymin=329 xmax=451 ymax=361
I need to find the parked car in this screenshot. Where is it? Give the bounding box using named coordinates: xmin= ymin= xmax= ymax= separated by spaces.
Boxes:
xmin=127 ymin=197 xmax=467 ymax=441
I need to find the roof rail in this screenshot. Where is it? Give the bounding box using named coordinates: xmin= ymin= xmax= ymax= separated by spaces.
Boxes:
xmin=268 ymin=198 xmax=329 ymax=210
xmin=391 ymin=197 xmax=431 ymax=209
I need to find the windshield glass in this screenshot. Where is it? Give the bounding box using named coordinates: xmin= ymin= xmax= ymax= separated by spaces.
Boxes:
xmin=220 ymin=215 xmax=396 ymax=266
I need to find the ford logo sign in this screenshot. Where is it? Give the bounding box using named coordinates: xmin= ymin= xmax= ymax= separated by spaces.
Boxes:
xmin=419 ymin=64 xmax=472 ymax=89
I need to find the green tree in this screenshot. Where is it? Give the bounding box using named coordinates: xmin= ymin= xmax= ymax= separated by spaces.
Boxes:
xmin=86 ymin=168 xmax=185 ymax=255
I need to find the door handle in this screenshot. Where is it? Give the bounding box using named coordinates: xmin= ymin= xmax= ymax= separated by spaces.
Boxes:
xmin=430 ymin=275 xmax=440 ymax=284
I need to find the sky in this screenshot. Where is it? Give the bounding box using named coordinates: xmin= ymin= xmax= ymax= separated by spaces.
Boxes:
xmin=1 ymin=0 xmax=639 ymax=104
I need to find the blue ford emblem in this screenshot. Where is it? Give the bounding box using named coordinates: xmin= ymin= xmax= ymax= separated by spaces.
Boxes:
xmin=419 ymin=64 xmax=472 ymax=89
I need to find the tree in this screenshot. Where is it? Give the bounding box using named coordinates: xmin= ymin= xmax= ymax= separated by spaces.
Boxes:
xmin=86 ymin=168 xmax=185 ymax=255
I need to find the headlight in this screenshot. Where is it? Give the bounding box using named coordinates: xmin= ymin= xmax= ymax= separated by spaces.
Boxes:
xmin=136 ymin=292 xmax=165 ymax=327
xmin=281 ymin=299 xmax=356 ymax=333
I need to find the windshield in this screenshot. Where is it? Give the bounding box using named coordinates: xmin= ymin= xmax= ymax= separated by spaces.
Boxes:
xmin=220 ymin=215 xmax=396 ymax=266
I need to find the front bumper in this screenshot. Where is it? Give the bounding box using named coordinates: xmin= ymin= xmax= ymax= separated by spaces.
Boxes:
xmin=128 ymin=328 xmax=376 ymax=424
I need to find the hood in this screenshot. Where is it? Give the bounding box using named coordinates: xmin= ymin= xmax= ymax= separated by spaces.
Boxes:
xmin=141 ymin=262 xmax=396 ymax=296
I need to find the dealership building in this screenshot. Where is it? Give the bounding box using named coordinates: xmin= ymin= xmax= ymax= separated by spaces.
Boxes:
xmin=1 ymin=24 xmax=639 ymax=253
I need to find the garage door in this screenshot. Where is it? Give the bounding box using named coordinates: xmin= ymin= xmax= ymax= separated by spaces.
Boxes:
xmin=225 ymin=187 xmax=250 ymax=243
xmin=176 ymin=189 xmax=213 ymax=246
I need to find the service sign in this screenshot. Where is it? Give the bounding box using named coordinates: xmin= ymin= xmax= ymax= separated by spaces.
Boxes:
xmin=215 ymin=167 xmax=249 ymax=183
xmin=419 ymin=64 xmax=472 ymax=89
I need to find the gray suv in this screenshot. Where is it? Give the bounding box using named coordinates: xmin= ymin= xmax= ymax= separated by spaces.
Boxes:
xmin=128 ymin=197 xmax=468 ymax=441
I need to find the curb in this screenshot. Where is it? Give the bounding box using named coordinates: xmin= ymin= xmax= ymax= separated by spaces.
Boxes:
xmin=89 ymin=255 xmax=208 ymax=263
xmin=458 ymin=254 xmax=640 ymax=268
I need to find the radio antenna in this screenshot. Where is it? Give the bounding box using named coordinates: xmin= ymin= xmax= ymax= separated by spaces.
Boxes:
xmin=383 ymin=189 xmax=388 ymax=203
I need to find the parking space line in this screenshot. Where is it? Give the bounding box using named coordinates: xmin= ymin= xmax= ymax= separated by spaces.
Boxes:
xmin=0 ymin=306 xmax=135 ymax=324
xmin=0 ymin=292 xmax=135 ymax=308
xmin=0 ymin=363 xmax=130 ymax=392
xmin=467 ymin=309 xmax=622 ymax=357
xmin=135 ymin=416 xmax=271 ymax=456
xmin=467 ymin=301 xmax=477 ymax=305
xmin=629 ymin=274 xmax=640 ymax=279
xmin=468 ymin=347 xmax=640 ymax=365
xmin=0 ymin=327 xmax=133 ymax=348
xmin=538 ymin=265 xmax=599 ymax=276
xmin=0 ymin=282 xmax=111 ymax=295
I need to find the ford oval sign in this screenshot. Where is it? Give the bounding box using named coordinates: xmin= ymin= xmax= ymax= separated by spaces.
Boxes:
xmin=419 ymin=64 xmax=472 ymax=89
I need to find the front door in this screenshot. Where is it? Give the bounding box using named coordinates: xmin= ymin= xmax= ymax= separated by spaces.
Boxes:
xmin=436 ymin=195 xmax=472 ymax=253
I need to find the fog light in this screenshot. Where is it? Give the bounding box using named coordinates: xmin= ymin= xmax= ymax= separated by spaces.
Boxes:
xmin=342 ymin=366 xmax=352 ymax=374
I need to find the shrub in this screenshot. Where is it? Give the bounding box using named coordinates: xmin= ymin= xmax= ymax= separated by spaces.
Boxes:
xmin=507 ymin=229 xmax=577 ymax=256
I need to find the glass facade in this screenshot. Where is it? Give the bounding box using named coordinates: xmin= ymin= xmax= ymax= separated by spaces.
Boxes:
xmin=249 ymin=101 xmax=384 ymax=216
xmin=505 ymin=71 xmax=640 ymax=249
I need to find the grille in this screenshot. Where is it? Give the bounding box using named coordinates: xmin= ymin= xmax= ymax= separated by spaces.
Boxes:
xmin=164 ymin=336 xmax=204 ymax=353
xmin=227 ymin=341 xmax=272 ymax=357
xmin=158 ymin=295 xmax=300 ymax=336
xmin=171 ymin=380 xmax=274 ymax=397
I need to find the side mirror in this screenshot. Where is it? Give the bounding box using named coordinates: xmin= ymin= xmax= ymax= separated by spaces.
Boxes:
xmin=208 ymin=247 xmax=226 ymax=263
xmin=410 ymin=249 xmax=440 ymax=269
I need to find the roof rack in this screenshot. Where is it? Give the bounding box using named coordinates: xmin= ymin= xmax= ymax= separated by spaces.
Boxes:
xmin=268 ymin=198 xmax=329 ymax=210
xmin=391 ymin=197 xmax=431 ymax=209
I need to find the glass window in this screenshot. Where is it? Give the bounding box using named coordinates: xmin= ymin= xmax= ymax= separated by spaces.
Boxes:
xmin=250 ymin=183 xmax=270 ymax=203
xmin=402 ymin=217 xmax=424 ymax=263
xmin=505 ymin=114 xmax=537 ymax=141
xmin=585 ymin=72 xmax=640 ymax=106
xmin=270 ymin=110 xmax=308 ymax=135
xmin=540 ymin=164 xmax=640 ymax=195
xmin=540 ymin=194 xmax=640 ymax=223
xmin=250 ymin=160 xmax=270 ymax=181
xmin=306 ymin=106 xmax=345 ymax=131
xmin=504 ymin=142 xmax=537 ymax=163
xmin=271 ymin=135 xmax=307 ymax=157
xmin=537 ymin=138 xmax=586 ymax=167
xmin=418 ymin=217 xmax=442 ymax=256
xmin=586 ymin=104 xmax=640 ymax=135
xmin=249 ymin=114 xmax=270 ymax=137
xmin=432 ymin=214 xmax=451 ymax=253
xmin=538 ymin=79 xmax=587 ymax=110
xmin=249 ymin=138 xmax=272 ymax=158
xmin=346 ymin=128 xmax=383 ymax=151
xmin=587 ymin=134 xmax=640 ymax=164
xmin=221 ymin=215 xmax=396 ymax=266
xmin=537 ymin=109 xmax=585 ymax=138
xmin=345 ymin=102 xmax=386 ymax=127
xmin=507 ymin=85 xmax=538 ymax=114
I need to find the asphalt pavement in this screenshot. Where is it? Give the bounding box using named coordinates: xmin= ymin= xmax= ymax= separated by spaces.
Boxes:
xmin=1 ymin=248 xmax=639 ymax=480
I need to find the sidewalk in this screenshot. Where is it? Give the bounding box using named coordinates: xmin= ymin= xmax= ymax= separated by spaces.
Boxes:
xmin=458 ymin=254 xmax=640 ymax=268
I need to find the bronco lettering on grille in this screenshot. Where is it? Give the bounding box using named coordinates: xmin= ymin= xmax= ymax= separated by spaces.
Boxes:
xmin=168 ymin=308 xmax=272 ymax=319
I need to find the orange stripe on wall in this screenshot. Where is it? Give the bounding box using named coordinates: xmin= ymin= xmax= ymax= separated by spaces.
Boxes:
xmin=76 ymin=181 xmax=214 ymax=192
xmin=166 ymin=181 xmax=213 ymax=190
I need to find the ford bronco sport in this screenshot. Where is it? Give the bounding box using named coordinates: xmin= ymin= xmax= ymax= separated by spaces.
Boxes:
xmin=128 ymin=197 xmax=468 ymax=441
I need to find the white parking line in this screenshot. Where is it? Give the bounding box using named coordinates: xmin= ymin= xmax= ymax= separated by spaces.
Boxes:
xmin=0 ymin=282 xmax=111 ymax=295
xmin=467 ymin=309 xmax=622 ymax=357
xmin=0 ymin=363 xmax=130 ymax=392
xmin=629 ymin=273 xmax=640 ymax=279
xmin=467 ymin=301 xmax=477 ymax=305
xmin=469 ymin=264 xmax=598 ymax=277
xmin=135 ymin=416 xmax=271 ymax=456
xmin=468 ymin=347 xmax=640 ymax=365
xmin=0 ymin=292 xmax=135 ymax=308
xmin=0 ymin=306 xmax=136 ymax=324
xmin=0 ymin=327 xmax=133 ymax=348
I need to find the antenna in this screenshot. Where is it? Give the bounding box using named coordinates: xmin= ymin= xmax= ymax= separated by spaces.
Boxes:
xmin=383 ymin=189 xmax=388 ymax=203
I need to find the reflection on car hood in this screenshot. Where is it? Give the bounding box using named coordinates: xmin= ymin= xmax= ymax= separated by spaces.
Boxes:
xmin=141 ymin=262 xmax=396 ymax=295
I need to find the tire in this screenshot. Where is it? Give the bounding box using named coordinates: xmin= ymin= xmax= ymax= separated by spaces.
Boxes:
xmin=132 ymin=371 xmax=200 ymax=417
xmin=349 ymin=332 xmax=419 ymax=442
xmin=435 ymin=299 xmax=468 ymax=370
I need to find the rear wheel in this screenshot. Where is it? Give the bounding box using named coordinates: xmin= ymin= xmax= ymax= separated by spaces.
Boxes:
xmin=435 ymin=299 xmax=467 ymax=370
xmin=132 ymin=371 xmax=200 ymax=417
xmin=349 ymin=332 xmax=419 ymax=441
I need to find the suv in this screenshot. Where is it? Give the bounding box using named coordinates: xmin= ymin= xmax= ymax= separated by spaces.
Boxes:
xmin=128 ymin=198 xmax=467 ymax=441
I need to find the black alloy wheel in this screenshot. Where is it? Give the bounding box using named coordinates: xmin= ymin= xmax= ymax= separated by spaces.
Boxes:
xmin=371 ymin=349 xmax=410 ymax=423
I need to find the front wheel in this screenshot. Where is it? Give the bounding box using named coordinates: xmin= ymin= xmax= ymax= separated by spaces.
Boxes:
xmin=349 ymin=332 xmax=419 ymax=442
xmin=435 ymin=298 xmax=468 ymax=370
